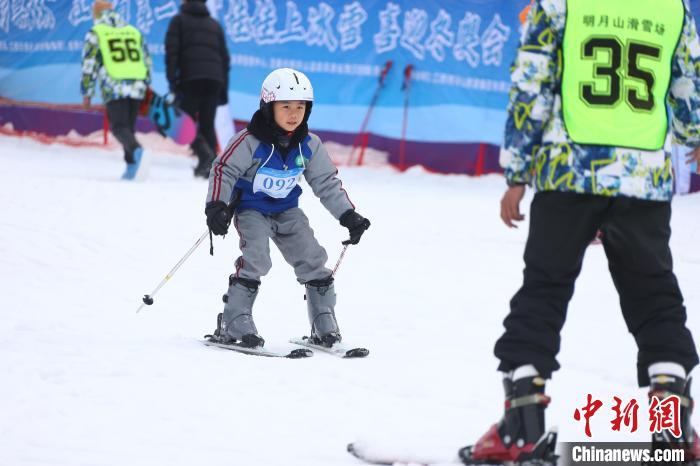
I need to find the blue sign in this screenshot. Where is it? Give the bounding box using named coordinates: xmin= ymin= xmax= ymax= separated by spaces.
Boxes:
xmin=0 ymin=0 xmax=530 ymax=145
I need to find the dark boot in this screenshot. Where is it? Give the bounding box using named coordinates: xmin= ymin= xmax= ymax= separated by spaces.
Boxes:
xmin=191 ymin=135 xmax=216 ymax=178
xmin=648 ymin=374 xmax=700 ymax=464
xmin=459 ymin=373 xmax=557 ymax=465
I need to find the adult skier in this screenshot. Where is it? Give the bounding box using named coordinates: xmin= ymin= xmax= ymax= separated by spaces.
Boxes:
xmin=81 ymin=0 xmax=152 ymax=180
xmin=460 ymin=0 xmax=700 ymax=464
xmin=203 ymin=68 xmax=370 ymax=349
xmin=165 ymin=0 xmax=230 ymax=178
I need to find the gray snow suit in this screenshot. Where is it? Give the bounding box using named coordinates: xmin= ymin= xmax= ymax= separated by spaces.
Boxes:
xmin=206 ymin=129 xmax=354 ymax=283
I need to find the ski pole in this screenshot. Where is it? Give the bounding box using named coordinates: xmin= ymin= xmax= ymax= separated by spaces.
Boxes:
xmin=399 ymin=64 xmax=414 ymax=172
xmin=349 ymin=60 xmax=393 ymax=166
xmin=331 ymin=245 xmax=349 ymax=278
xmin=136 ymin=229 xmax=209 ymax=313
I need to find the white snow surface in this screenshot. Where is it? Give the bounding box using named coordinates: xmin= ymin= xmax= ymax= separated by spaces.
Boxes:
xmin=1 ymin=134 xmax=699 ymax=466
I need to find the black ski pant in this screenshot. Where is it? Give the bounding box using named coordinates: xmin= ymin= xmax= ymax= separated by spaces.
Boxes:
xmin=105 ymin=98 xmax=141 ymax=163
xmin=180 ymin=79 xmax=221 ymax=165
xmin=494 ymin=191 xmax=698 ymax=387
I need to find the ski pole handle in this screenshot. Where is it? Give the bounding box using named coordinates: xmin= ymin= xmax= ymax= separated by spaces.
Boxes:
xmin=136 ymin=229 xmax=210 ymax=313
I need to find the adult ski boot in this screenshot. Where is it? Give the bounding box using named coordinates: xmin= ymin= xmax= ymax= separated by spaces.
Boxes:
xmin=459 ymin=367 xmax=557 ymax=465
xmin=305 ymin=277 xmax=341 ymax=347
xmin=647 ymin=372 xmax=700 ymax=465
xmin=207 ymin=276 xmax=264 ymax=348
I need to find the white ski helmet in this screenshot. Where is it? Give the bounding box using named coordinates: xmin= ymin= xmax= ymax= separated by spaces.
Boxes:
xmin=260 ymin=68 xmax=314 ymax=104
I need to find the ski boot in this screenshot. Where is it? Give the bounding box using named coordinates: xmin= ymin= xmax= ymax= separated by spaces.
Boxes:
xmin=192 ymin=136 xmax=215 ymax=179
xmin=647 ymin=373 xmax=700 ymax=465
xmin=207 ymin=276 xmax=264 ymax=348
xmin=121 ymin=147 xmax=149 ymax=181
xmin=459 ymin=367 xmax=557 ymax=465
xmin=305 ymin=276 xmax=341 ymax=348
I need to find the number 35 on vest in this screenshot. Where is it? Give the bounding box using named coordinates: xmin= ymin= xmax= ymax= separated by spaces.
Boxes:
xmin=561 ymin=0 xmax=684 ymax=150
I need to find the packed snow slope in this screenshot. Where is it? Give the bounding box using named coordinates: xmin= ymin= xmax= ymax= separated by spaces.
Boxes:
xmin=1 ymin=135 xmax=699 ymax=466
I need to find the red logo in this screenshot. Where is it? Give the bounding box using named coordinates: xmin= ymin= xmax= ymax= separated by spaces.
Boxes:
xmin=572 ymin=394 xmax=681 ymax=438
xmin=649 ymin=395 xmax=681 ymax=438
xmin=574 ymin=394 xmax=603 ymax=438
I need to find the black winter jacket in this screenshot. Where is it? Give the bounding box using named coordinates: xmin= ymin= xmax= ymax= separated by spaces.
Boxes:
xmin=165 ymin=2 xmax=230 ymax=92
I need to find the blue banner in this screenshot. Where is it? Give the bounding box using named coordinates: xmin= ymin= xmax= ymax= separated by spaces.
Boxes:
xmin=0 ymin=0 xmax=529 ymax=145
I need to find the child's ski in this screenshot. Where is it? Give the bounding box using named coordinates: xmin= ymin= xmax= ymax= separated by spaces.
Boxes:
xmin=203 ymin=339 xmax=312 ymax=359
xmin=290 ymin=336 xmax=369 ymax=358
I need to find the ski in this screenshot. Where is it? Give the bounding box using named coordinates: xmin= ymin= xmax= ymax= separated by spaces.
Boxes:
xmin=290 ymin=336 xmax=369 ymax=358
xmin=346 ymin=442 xmax=458 ymax=465
xmin=202 ymin=339 xmax=313 ymax=359
xmin=347 ymin=431 xmax=558 ymax=466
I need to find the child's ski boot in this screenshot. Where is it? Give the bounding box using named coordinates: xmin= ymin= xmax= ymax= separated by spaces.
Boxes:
xmin=305 ymin=277 xmax=341 ymax=347
xmin=207 ymin=277 xmax=264 ymax=348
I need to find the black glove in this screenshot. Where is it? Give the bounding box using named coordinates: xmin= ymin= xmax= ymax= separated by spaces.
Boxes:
xmin=205 ymin=201 xmax=232 ymax=236
xmin=339 ymin=209 xmax=370 ymax=245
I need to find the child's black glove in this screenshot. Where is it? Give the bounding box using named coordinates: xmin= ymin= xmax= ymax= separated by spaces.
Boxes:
xmin=205 ymin=201 xmax=232 ymax=236
xmin=339 ymin=209 xmax=370 ymax=245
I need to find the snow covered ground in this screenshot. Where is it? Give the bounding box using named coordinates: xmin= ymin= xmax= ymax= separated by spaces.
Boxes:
xmin=1 ymin=134 xmax=699 ymax=466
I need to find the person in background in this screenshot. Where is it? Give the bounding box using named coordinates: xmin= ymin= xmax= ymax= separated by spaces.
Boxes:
xmin=165 ymin=0 xmax=230 ymax=179
xmin=460 ymin=0 xmax=700 ymax=464
xmin=81 ymin=0 xmax=152 ymax=181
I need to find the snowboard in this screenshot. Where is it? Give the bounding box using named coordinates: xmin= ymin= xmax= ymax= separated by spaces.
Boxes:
xmin=139 ymin=88 xmax=196 ymax=145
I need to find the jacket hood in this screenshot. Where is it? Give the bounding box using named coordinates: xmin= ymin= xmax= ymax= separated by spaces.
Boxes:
xmin=181 ymin=2 xmax=211 ymax=16
xmin=95 ymin=10 xmax=128 ymax=28
xmin=95 ymin=10 xmax=127 ymax=27
xmin=247 ymin=108 xmax=309 ymax=152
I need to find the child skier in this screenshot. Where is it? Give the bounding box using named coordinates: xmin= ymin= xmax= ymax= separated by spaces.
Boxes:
xmin=203 ymin=68 xmax=370 ymax=349
xmin=80 ymin=0 xmax=152 ymax=180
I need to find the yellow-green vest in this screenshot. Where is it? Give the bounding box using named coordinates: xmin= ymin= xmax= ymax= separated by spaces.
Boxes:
xmin=93 ymin=23 xmax=148 ymax=81
xmin=561 ymin=0 xmax=684 ymax=150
